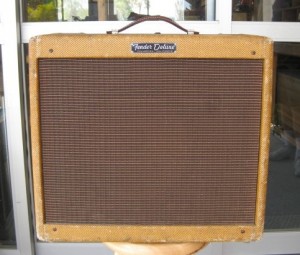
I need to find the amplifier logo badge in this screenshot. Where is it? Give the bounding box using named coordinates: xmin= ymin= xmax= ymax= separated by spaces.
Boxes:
xmin=131 ymin=43 xmax=176 ymax=53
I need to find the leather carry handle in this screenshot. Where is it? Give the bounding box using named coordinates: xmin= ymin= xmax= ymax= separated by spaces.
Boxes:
xmin=107 ymin=15 xmax=199 ymax=34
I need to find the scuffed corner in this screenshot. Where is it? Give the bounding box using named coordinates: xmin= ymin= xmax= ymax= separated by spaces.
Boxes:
xmin=29 ymin=35 xmax=41 ymax=44
xmin=36 ymin=233 xmax=46 ymax=242
xmin=36 ymin=228 xmax=49 ymax=243
xmin=264 ymin=36 xmax=274 ymax=45
xmin=29 ymin=35 xmax=44 ymax=59
xmin=248 ymin=224 xmax=265 ymax=242
xmin=249 ymin=230 xmax=262 ymax=242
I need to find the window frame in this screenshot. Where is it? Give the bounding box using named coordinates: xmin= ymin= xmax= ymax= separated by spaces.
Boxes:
xmin=1 ymin=0 xmax=34 ymax=254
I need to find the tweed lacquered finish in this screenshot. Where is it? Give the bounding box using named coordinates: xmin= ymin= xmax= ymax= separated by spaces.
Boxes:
xmin=29 ymin=34 xmax=273 ymax=242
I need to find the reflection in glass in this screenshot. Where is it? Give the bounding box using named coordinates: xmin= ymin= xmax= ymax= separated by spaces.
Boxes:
xmin=232 ymin=0 xmax=300 ymax=21
xmin=26 ymin=0 xmax=58 ymax=21
xmin=0 ymin=49 xmax=16 ymax=245
xmin=266 ymin=42 xmax=300 ymax=230
xmin=24 ymin=0 xmax=216 ymax=21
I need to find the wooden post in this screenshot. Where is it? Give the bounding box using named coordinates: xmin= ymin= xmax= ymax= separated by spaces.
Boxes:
xmin=97 ymin=0 xmax=107 ymax=20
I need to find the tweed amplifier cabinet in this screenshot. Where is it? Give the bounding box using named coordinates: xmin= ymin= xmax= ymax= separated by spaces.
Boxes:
xmin=29 ymin=33 xmax=273 ymax=243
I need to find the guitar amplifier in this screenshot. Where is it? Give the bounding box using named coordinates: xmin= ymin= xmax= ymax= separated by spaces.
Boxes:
xmin=29 ymin=25 xmax=273 ymax=243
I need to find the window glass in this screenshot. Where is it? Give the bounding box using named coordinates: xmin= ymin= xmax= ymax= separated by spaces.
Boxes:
xmin=266 ymin=42 xmax=300 ymax=230
xmin=0 ymin=48 xmax=16 ymax=246
xmin=23 ymin=0 xmax=216 ymax=21
xmin=232 ymin=0 xmax=300 ymax=21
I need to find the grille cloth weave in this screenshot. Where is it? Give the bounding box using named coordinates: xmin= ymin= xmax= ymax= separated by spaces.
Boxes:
xmin=38 ymin=58 xmax=263 ymax=225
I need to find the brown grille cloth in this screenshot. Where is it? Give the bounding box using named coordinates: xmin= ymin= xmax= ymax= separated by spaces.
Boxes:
xmin=37 ymin=58 xmax=263 ymax=225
